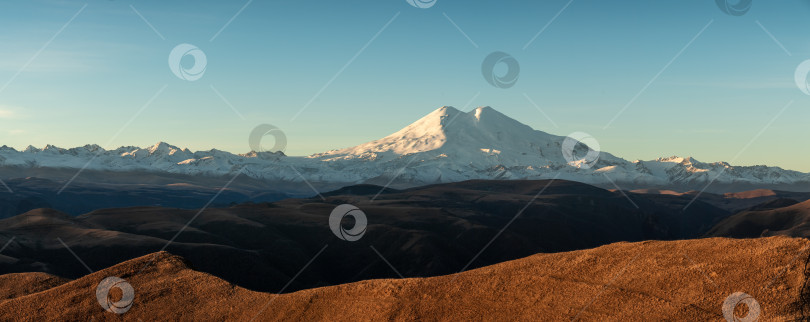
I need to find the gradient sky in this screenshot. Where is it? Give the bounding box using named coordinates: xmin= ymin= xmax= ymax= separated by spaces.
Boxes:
xmin=1 ymin=0 xmax=809 ymax=171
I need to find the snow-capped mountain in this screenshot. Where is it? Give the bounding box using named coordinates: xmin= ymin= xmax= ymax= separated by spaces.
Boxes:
xmin=1 ymin=106 xmax=808 ymax=192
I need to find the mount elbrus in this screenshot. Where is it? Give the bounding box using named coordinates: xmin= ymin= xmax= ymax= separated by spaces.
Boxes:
xmin=1 ymin=106 xmax=807 ymax=193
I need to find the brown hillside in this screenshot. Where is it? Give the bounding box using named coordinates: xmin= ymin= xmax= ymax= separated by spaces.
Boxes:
xmin=1 ymin=237 xmax=808 ymax=321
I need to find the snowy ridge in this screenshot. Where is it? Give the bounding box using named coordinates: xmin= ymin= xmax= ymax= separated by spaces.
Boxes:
xmin=1 ymin=106 xmax=808 ymax=191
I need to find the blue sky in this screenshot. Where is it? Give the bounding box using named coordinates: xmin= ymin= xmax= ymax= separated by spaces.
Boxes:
xmin=1 ymin=0 xmax=809 ymax=171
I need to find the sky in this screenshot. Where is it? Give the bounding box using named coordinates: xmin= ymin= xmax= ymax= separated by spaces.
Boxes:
xmin=0 ymin=0 xmax=809 ymax=171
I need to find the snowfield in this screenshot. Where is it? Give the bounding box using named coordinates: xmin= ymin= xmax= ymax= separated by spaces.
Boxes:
xmin=1 ymin=106 xmax=808 ymax=191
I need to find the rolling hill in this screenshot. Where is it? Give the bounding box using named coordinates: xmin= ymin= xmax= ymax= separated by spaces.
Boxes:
xmin=1 ymin=237 xmax=807 ymax=320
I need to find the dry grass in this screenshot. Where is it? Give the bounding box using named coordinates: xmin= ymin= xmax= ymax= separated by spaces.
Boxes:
xmin=1 ymin=236 xmax=807 ymax=321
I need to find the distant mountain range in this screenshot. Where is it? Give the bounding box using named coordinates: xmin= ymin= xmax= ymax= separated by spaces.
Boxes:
xmin=1 ymin=106 xmax=807 ymax=193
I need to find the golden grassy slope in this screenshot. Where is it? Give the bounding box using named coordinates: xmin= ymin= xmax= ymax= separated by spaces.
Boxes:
xmin=1 ymin=236 xmax=807 ymax=321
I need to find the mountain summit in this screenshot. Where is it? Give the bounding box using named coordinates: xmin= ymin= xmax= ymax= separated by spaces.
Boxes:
xmin=0 ymin=106 xmax=808 ymax=192
xmin=315 ymin=106 xmax=557 ymax=158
